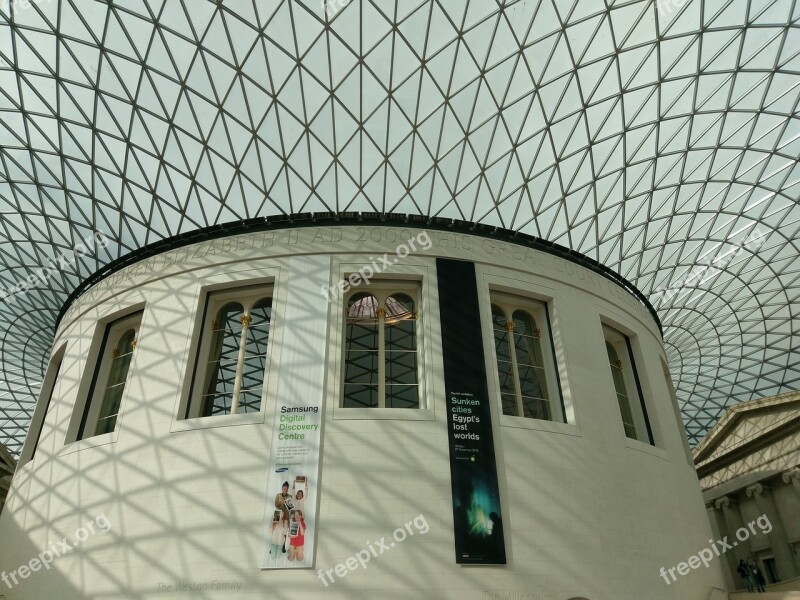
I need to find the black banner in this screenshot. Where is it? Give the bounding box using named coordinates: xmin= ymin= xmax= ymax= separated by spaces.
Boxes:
xmin=437 ymin=258 xmax=506 ymax=565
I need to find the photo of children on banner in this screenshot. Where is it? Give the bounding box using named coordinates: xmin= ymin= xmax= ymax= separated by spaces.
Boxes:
xmin=268 ymin=515 xmax=288 ymax=560
xmin=271 ymin=476 xmax=309 ymax=560
xmin=287 ymin=509 xmax=306 ymax=561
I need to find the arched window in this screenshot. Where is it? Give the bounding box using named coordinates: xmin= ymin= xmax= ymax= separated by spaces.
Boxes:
xmin=200 ymin=302 xmax=244 ymax=416
xmin=187 ymin=285 xmax=274 ymax=419
xmin=343 ymin=293 xmax=379 ymax=408
xmin=78 ymin=310 xmax=142 ymax=440
xmin=491 ymin=304 xmax=517 ymax=416
xmin=511 ymin=310 xmax=550 ymax=419
xmin=94 ymin=328 xmax=137 ymax=435
xmin=343 ymin=284 xmax=420 ymax=408
xmin=490 ymin=294 xmax=563 ymax=422
xmin=606 ymin=341 xmax=636 ymax=439
xmin=385 ymin=294 xmax=418 ymax=408
xmin=603 ymin=324 xmax=654 ymax=444
xmin=19 ymin=344 xmax=66 ymax=465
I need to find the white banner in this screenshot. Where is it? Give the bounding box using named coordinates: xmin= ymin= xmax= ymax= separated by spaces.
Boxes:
xmin=259 ymin=255 xmax=330 ymax=569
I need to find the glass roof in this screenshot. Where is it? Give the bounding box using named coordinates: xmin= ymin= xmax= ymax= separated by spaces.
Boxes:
xmin=0 ymin=0 xmax=798 ymax=454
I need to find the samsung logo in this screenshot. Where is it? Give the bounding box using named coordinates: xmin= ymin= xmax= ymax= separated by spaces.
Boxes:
xmin=280 ymin=406 xmax=319 ymax=414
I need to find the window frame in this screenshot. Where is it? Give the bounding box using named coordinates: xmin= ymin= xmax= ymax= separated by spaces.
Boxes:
xmin=328 ymin=261 xmax=435 ymax=422
xmin=184 ymin=283 xmax=274 ymax=420
xmin=77 ymin=310 xmax=143 ymax=441
xmin=340 ymin=280 xmax=422 ymax=410
xmin=602 ymin=323 xmax=655 ymax=446
xmin=18 ymin=344 xmax=67 ymax=467
xmin=477 ymin=271 xmax=578 ymax=436
xmin=489 ymin=291 xmax=566 ymax=424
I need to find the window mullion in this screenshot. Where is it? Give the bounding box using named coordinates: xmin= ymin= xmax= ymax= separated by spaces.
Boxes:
xmin=231 ymin=313 xmax=251 ymax=415
xmin=377 ymin=306 xmax=386 ymax=408
xmin=506 ymin=319 xmax=524 ymax=416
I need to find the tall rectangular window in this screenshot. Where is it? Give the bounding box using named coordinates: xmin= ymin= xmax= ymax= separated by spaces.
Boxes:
xmin=186 ymin=285 xmax=273 ymax=418
xmin=342 ymin=282 xmax=420 ymax=409
xmin=603 ymin=324 xmax=654 ymax=445
xmin=78 ymin=311 xmax=142 ymax=440
xmin=490 ymin=293 xmax=564 ymax=422
xmin=19 ymin=346 xmax=66 ymax=465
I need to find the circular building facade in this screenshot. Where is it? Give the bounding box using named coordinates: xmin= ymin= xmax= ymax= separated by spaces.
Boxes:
xmin=1 ymin=219 xmax=722 ymax=599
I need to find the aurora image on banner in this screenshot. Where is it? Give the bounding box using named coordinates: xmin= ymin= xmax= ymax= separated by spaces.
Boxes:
xmin=451 ymin=470 xmax=505 ymax=563
xmin=437 ymin=258 xmax=507 ymax=565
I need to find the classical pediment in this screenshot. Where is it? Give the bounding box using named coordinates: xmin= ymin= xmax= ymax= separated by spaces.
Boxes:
xmin=694 ymin=392 xmax=800 ymax=466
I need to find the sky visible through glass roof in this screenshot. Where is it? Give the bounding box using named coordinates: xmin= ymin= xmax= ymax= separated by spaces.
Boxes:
xmin=0 ymin=0 xmax=798 ymax=454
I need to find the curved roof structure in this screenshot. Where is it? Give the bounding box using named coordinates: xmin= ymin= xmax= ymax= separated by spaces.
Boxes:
xmin=1 ymin=0 xmax=798 ymax=454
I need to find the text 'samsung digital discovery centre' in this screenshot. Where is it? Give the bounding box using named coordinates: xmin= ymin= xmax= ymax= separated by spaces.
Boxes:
xmin=0 ymin=1 xmax=798 ymax=600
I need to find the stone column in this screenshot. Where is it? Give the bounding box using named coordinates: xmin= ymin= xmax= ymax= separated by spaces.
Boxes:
xmin=782 ymin=468 xmax=800 ymax=500
xmin=707 ymin=500 xmax=737 ymax=591
xmin=715 ymin=496 xmax=751 ymax=565
xmin=746 ymin=483 xmax=799 ymax=580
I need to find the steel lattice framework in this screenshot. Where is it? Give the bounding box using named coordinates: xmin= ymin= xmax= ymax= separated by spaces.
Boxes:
xmin=0 ymin=0 xmax=798 ymax=455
